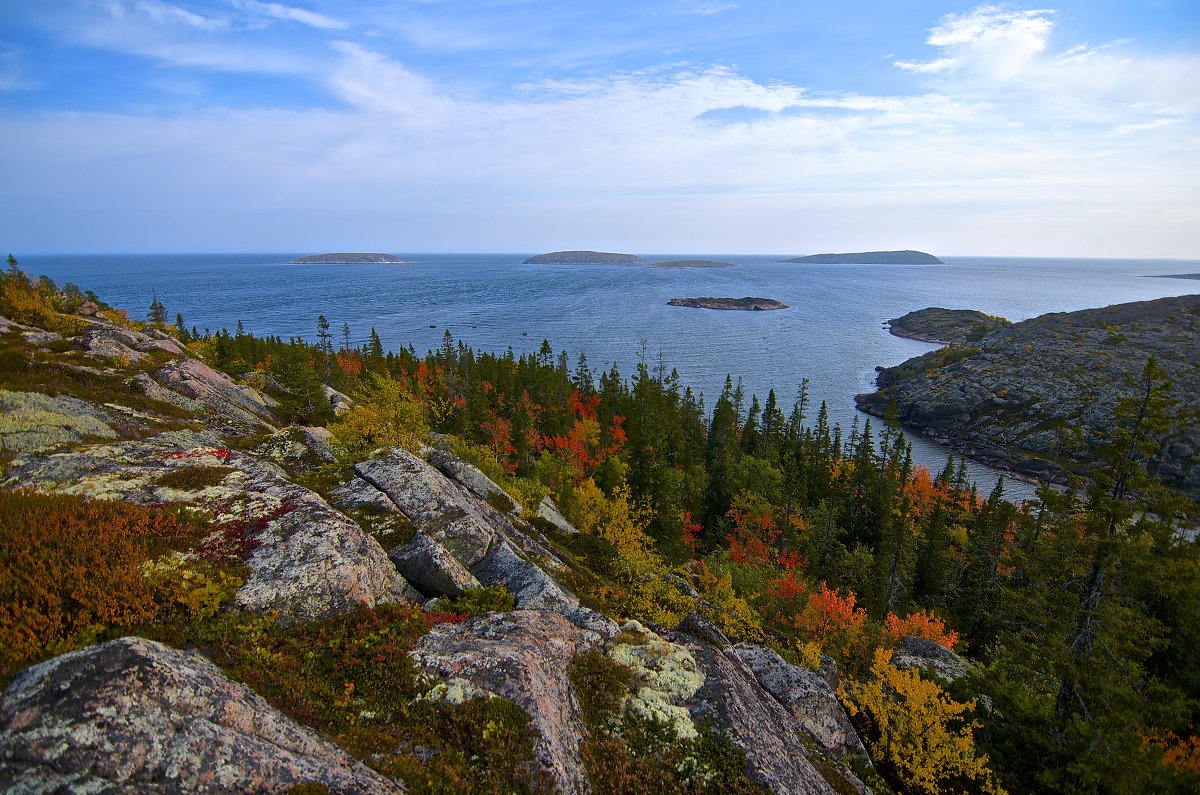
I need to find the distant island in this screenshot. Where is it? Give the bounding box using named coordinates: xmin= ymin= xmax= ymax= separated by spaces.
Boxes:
xmin=784 ymin=250 xmax=944 ymax=265
xmin=1149 ymin=273 xmax=1200 ymax=281
xmin=648 ymin=259 xmax=736 ymax=269
xmin=668 ymin=297 xmax=788 ymax=311
xmin=288 ymin=253 xmax=411 ymax=264
xmin=887 ymin=307 xmax=1011 ymax=345
xmin=524 ymin=250 xmax=646 ymax=264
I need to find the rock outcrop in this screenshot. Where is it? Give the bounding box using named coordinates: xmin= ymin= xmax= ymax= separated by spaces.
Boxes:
xmin=411 ymin=610 xmax=598 ymax=794
xmin=670 ymin=618 xmax=839 ymax=795
xmin=734 ymin=643 xmax=869 ymax=761
xmin=857 ymin=294 xmax=1200 ymax=497
xmin=427 ymin=448 xmax=521 ymax=514
xmin=391 ymin=531 xmax=482 ymax=598
xmin=886 ymin=307 xmax=1011 ymax=345
xmin=668 ymin=297 xmax=788 ymax=311
xmin=7 ymin=433 xmax=419 ymax=623
xmin=890 ymin=636 xmax=969 ymax=684
xmin=0 ymin=637 xmax=402 ymax=794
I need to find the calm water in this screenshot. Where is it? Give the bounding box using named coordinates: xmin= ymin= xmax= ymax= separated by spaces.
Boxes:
xmin=18 ymin=253 xmax=1200 ymax=501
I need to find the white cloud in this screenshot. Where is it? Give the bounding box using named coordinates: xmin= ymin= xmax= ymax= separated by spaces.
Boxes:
xmin=671 ymin=1 xmax=737 ymax=15
xmin=132 ymin=0 xmax=229 ymax=32
xmin=230 ymin=0 xmax=348 ymax=31
xmin=0 ymin=44 xmax=33 ymax=92
xmin=896 ymin=5 xmax=1054 ymax=79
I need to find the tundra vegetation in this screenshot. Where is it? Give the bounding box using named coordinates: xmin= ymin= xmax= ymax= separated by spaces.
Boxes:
xmin=2 ymin=256 xmax=1198 ymax=793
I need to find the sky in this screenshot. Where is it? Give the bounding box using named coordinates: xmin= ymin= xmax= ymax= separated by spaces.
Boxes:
xmin=1 ymin=1 xmax=1198 ymax=256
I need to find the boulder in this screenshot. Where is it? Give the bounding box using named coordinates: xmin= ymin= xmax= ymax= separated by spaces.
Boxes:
xmin=734 ymin=643 xmax=869 ymax=761
xmin=470 ymin=538 xmax=579 ymax=614
xmin=536 ymin=495 xmax=579 ymax=534
xmin=390 ymin=532 xmax=481 ymax=598
xmin=0 ymin=637 xmax=401 ymax=794
xmin=354 ymin=449 xmax=497 ymax=566
xmin=323 ymin=384 xmax=353 ymax=416
xmin=427 ymin=448 xmax=521 ymax=514
xmin=890 ymin=636 xmax=969 ymax=683
xmin=411 ymin=610 xmax=597 ymax=794
xmin=253 ymin=426 xmax=337 ymax=475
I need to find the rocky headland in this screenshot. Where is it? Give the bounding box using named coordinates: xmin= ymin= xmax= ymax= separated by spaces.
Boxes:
xmin=668 ymin=297 xmax=788 ymax=311
xmin=785 ymin=251 xmax=943 ymax=265
xmin=289 ymin=253 xmax=412 ymax=264
xmin=886 ymin=307 xmax=1011 ymax=345
xmin=523 ymin=250 xmax=646 ymax=265
xmin=649 ymin=259 xmax=736 ymax=269
xmin=856 ymin=294 xmax=1200 ymax=496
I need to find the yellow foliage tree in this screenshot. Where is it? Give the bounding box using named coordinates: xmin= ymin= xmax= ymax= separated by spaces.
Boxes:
xmin=330 ymin=373 xmax=430 ymax=460
xmin=571 ymin=479 xmax=690 ymax=625
xmin=841 ymin=648 xmax=1006 ymax=795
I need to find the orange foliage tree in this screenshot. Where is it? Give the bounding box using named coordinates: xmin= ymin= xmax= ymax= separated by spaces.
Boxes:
xmin=884 ymin=608 xmax=960 ymax=651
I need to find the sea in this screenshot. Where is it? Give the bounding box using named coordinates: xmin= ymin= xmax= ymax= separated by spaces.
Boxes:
xmin=17 ymin=252 xmax=1200 ymax=502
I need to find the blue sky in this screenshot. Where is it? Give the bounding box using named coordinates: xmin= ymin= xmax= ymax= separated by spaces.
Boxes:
xmin=1 ymin=1 xmax=1197 ymax=256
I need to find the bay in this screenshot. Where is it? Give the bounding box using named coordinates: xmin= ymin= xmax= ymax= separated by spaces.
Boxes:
xmin=19 ymin=252 xmax=1200 ymax=501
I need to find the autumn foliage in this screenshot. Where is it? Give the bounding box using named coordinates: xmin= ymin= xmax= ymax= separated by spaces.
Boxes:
xmin=0 ymin=489 xmax=193 ymax=673
xmin=884 ymin=609 xmax=960 ymax=651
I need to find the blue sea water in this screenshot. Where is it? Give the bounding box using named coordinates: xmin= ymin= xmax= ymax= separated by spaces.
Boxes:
xmin=17 ymin=252 xmax=1200 ymax=501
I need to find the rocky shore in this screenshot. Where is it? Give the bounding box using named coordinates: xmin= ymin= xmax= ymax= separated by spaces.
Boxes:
xmin=857 ymin=294 xmax=1200 ymax=496
xmin=885 ymin=307 xmax=1011 ymax=345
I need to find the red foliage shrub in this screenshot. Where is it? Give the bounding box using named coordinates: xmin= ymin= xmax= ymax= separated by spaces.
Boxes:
xmin=0 ymin=489 xmax=192 ymax=673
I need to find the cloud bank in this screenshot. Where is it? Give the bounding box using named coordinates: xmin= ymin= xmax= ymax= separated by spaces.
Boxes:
xmin=1 ymin=2 xmax=1197 ymax=256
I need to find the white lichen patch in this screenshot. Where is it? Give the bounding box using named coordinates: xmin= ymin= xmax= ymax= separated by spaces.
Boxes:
xmin=419 ymin=677 xmax=495 ymax=705
xmin=0 ymin=390 xmax=118 ymax=453
xmin=608 ymin=620 xmax=704 ymax=739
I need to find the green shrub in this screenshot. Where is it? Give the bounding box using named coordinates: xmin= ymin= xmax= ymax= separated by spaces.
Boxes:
xmin=441 ymin=585 xmax=516 ymax=617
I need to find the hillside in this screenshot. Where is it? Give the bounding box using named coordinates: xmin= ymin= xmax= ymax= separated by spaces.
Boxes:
xmin=2 ymin=261 xmax=1197 ymax=795
xmin=784 ymin=251 xmax=943 ymax=265
xmin=886 ymin=307 xmax=1011 ymax=345
xmin=858 ymin=295 xmax=1200 ymax=496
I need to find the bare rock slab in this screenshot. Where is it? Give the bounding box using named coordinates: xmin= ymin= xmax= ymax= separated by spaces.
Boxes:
xmin=0 ymin=637 xmax=402 ymax=794
xmin=390 ymin=532 xmax=482 ymax=598
xmin=426 ymin=448 xmax=521 ymax=514
xmin=734 ymin=643 xmax=868 ymax=762
xmin=411 ymin=610 xmax=597 ymax=794
xmin=354 ymin=449 xmax=497 ymax=566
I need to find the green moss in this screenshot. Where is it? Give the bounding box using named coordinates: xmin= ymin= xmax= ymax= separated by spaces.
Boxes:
xmin=156 ymin=466 xmax=237 ymax=491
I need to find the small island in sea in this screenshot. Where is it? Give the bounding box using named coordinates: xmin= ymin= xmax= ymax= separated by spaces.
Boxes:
xmin=648 ymin=259 xmax=736 ymax=269
xmin=887 ymin=307 xmax=1011 ymax=345
xmin=288 ymin=253 xmax=411 ymax=264
xmin=668 ymin=296 xmax=788 ymax=311
xmin=784 ymin=250 xmax=943 ymax=264
xmin=523 ymin=250 xmax=646 ymax=264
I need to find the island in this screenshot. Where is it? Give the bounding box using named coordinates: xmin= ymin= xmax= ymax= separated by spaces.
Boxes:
xmin=784 ymin=250 xmax=944 ymax=265
xmin=886 ymin=307 xmax=1011 ymax=345
xmin=288 ymin=253 xmax=411 ymax=264
xmin=523 ymin=250 xmax=646 ymax=264
xmin=856 ymin=294 xmax=1200 ymax=496
xmin=668 ymin=296 xmax=788 ymax=311
xmin=648 ymin=259 xmax=736 ymax=269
